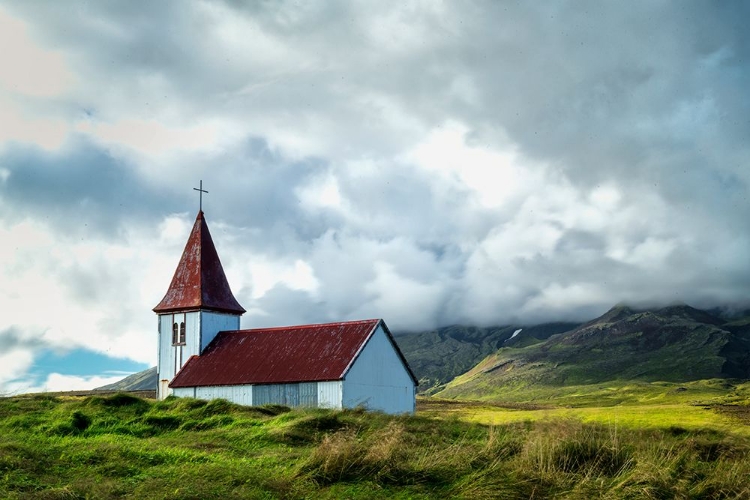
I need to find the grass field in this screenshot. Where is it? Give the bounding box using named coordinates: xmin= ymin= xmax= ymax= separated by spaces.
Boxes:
xmin=1 ymin=391 xmax=749 ymax=499
xmin=424 ymin=379 xmax=750 ymax=437
xmin=419 ymin=399 xmax=750 ymax=437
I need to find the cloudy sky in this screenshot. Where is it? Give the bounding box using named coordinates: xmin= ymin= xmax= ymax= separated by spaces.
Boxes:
xmin=1 ymin=1 xmax=748 ymax=393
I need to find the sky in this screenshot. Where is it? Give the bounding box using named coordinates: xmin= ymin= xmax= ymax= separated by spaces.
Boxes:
xmin=1 ymin=1 xmax=748 ymax=394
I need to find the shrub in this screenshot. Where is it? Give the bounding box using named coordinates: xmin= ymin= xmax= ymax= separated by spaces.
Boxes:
xmin=199 ymin=398 xmax=235 ymax=416
xmin=552 ymin=437 xmax=631 ymax=475
xmin=87 ymin=394 xmax=149 ymax=416
xmin=254 ymin=404 xmax=291 ymax=416
xmin=70 ymin=411 xmax=92 ymax=432
xmin=180 ymin=415 xmax=234 ymax=431
xmin=100 ymin=393 xmax=147 ymax=408
xmin=143 ymin=415 xmax=182 ymax=431
xmin=522 ymin=421 xmax=633 ymax=478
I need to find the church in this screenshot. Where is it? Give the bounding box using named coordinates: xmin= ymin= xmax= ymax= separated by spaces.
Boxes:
xmin=153 ymin=206 xmax=417 ymax=414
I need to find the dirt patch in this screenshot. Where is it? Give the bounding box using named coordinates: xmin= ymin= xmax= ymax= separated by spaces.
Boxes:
xmin=712 ymin=405 xmax=750 ymax=425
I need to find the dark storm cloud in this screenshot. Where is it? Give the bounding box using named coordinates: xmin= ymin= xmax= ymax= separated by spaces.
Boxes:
xmin=0 ymin=136 xmax=179 ymax=236
xmin=0 ymin=134 xmax=330 ymax=244
xmin=442 ymin=2 xmax=750 ymax=211
xmin=177 ymin=138 xmax=328 ymax=232
xmin=0 ymin=327 xmax=49 ymax=351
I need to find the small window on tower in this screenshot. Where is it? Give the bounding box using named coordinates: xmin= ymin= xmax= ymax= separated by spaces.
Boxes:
xmin=172 ymin=323 xmax=179 ymax=345
xmin=179 ymin=322 xmax=186 ymax=344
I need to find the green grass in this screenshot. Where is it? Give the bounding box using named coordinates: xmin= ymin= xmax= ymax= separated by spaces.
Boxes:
xmin=423 ymin=400 xmax=749 ymax=437
xmin=440 ymin=376 xmax=750 ymax=407
xmin=1 ymin=393 xmax=749 ymax=499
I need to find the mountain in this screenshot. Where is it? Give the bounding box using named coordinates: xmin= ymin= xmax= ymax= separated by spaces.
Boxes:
xmin=437 ymin=304 xmax=750 ymax=401
xmin=393 ymin=322 xmax=580 ymax=392
xmin=99 ymin=305 xmax=750 ymax=397
xmin=97 ymin=367 xmax=157 ymax=391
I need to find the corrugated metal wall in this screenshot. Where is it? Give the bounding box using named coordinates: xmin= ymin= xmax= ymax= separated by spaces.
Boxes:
xmin=342 ymin=325 xmax=416 ymax=414
xmin=317 ymin=381 xmax=343 ymax=408
xmin=172 ymin=385 xmax=253 ymax=405
xmin=253 ymin=382 xmax=318 ymax=407
xmin=173 ymin=382 xmax=339 ymax=409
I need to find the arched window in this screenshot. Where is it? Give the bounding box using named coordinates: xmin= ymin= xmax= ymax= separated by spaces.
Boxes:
xmin=179 ymin=322 xmax=186 ymax=344
xmin=172 ymin=322 xmax=179 ymax=345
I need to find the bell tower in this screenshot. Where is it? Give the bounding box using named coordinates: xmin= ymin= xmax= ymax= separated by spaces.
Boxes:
xmin=153 ymin=209 xmax=245 ymax=399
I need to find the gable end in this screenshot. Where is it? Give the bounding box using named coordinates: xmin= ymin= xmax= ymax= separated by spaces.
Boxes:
xmin=341 ymin=319 xmax=419 ymax=386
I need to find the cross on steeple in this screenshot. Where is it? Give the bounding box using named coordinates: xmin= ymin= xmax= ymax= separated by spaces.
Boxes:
xmin=193 ymin=180 xmax=209 ymax=212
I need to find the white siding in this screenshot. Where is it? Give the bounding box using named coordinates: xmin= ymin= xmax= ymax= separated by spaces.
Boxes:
xmin=173 ymin=383 xmax=321 ymax=408
xmin=317 ymin=381 xmax=343 ymax=409
xmin=200 ymin=311 xmax=240 ymax=351
xmin=171 ymin=387 xmax=193 ymax=399
xmin=342 ymin=325 xmax=416 ymax=414
xmin=157 ymin=310 xmax=240 ymax=400
xmin=172 ymin=384 xmax=253 ymax=406
xmin=253 ymin=383 xmax=319 ymax=407
xmin=157 ymin=311 xmax=201 ymax=399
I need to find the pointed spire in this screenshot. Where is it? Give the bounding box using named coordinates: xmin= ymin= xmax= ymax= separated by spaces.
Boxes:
xmin=153 ymin=211 xmax=246 ymax=314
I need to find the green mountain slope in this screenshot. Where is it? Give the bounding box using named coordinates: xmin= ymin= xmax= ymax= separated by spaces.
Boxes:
xmin=393 ymin=322 xmax=579 ymax=392
xmin=97 ymin=367 xmax=157 ymax=391
xmin=437 ymin=304 xmax=750 ymax=402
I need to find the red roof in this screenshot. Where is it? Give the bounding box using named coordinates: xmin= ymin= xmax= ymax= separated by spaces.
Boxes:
xmin=169 ymin=319 xmax=417 ymax=387
xmin=153 ymin=211 xmax=245 ymax=314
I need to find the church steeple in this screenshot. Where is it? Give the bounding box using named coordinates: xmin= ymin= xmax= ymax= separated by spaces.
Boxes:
xmin=153 ymin=211 xmax=245 ymax=314
xmin=154 ymin=209 xmax=244 ymax=400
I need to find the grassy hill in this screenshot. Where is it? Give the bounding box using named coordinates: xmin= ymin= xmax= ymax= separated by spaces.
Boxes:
xmin=438 ymin=304 xmax=750 ymax=403
xmin=2 ymin=393 xmax=749 ymax=499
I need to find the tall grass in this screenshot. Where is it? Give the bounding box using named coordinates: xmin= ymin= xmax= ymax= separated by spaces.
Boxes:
xmin=0 ymin=393 xmax=748 ymax=499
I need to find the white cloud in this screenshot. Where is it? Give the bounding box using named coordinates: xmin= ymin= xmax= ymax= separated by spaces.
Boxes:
xmin=22 ymin=373 xmax=129 ymax=394
xmin=75 ymin=118 xmax=221 ymax=157
xmin=296 ymin=171 xmax=343 ymax=210
xmin=0 ymin=349 xmax=34 ymax=388
xmin=364 ymin=261 xmax=445 ymax=331
xmin=0 ymin=216 xmax=187 ymax=366
xmin=245 ymin=258 xmax=319 ymax=299
xmin=0 ymin=7 xmax=72 ymax=97
xmin=406 ymin=121 xmax=541 ymax=209
xmin=0 ymin=95 xmax=68 ymax=150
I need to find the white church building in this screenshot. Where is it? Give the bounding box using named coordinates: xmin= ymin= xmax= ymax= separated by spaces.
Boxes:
xmin=154 ymin=209 xmax=417 ymax=414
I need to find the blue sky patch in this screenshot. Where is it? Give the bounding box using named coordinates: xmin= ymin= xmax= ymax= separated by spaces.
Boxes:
xmin=30 ymin=349 xmax=149 ymax=380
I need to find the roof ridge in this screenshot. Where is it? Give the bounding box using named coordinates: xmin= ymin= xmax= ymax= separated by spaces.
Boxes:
xmin=225 ymin=318 xmax=380 ymax=334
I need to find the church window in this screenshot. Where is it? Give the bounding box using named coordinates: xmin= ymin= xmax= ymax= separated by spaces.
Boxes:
xmin=172 ymin=322 xmax=179 ymax=345
xmin=179 ymin=322 xmax=186 ymax=344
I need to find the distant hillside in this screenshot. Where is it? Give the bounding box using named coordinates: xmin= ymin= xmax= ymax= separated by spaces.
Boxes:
xmin=393 ymin=322 xmax=580 ymax=392
xmin=100 ymin=305 xmax=750 ymax=397
xmin=96 ymin=367 xmax=157 ymax=391
xmin=437 ymin=304 xmax=750 ymax=402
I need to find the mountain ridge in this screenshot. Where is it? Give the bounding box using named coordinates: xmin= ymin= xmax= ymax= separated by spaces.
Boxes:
xmin=437 ymin=304 xmax=750 ymax=402
xmin=98 ymin=303 xmax=750 ymax=394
